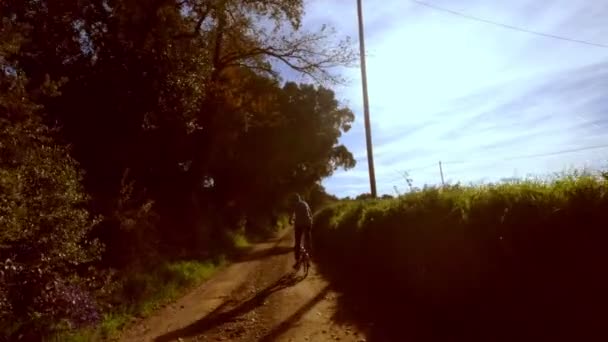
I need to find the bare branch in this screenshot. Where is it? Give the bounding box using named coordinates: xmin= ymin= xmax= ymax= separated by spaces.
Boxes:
xmin=173 ymin=4 xmax=213 ymax=39
xmin=217 ymin=26 xmax=356 ymax=85
xmin=172 ymin=1 xmax=355 ymax=84
xmin=224 ymin=61 xmax=279 ymax=78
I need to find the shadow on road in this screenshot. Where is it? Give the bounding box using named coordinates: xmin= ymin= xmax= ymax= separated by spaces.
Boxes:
xmin=314 ymin=253 xmax=608 ymax=342
xmin=258 ymin=285 xmax=331 ymax=342
xmin=154 ymin=272 xmax=305 ymax=342
xmin=232 ymin=246 xmax=293 ymax=264
xmin=312 ymin=261 xmax=428 ymax=342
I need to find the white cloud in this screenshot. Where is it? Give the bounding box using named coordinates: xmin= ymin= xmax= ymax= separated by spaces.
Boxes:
xmin=298 ymin=0 xmax=608 ymax=196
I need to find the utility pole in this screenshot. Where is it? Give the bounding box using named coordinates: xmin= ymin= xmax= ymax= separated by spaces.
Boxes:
xmin=357 ymin=0 xmax=377 ymax=198
xmin=439 ymin=161 xmax=445 ymax=187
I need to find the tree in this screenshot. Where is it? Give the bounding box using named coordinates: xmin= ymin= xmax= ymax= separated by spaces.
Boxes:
xmin=356 ymin=193 xmax=373 ymax=200
xmin=174 ymin=0 xmax=355 ymax=83
xmin=1 ymin=0 xmax=355 ymax=222
xmin=307 ymin=183 xmax=339 ymax=212
xmin=1 ymin=1 xmax=358 ymax=334
xmin=203 ymin=71 xmax=355 ymax=234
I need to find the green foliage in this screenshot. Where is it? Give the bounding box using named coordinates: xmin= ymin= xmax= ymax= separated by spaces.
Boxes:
xmin=2 ymin=0 xmax=355 ymax=338
xmin=306 ymin=183 xmax=339 ymax=212
xmin=121 ymin=260 xmax=219 ymax=315
xmin=0 ymin=120 xmax=101 ymax=264
xmin=210 ymin=74 xmax=356 ymax=227
xmin=0 ymin=73 xmax=102 ymax=336
xmin=314 ymin=175 xmax=608 ymax=339
xmin=55 ymin=259 xmax=221 ymax=341
xmin=0 ymin=0 xmax=355 ymax=255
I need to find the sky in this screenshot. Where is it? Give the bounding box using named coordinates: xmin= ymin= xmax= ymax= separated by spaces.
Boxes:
xmin=295 ymin=0 xmax=608 ymax=197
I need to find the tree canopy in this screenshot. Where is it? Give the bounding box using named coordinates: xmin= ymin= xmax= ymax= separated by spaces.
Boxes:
xmin=1 ymin=0 xmax=356 ymax=336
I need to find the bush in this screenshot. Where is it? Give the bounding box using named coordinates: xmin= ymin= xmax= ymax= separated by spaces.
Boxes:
xmin=313 ymin=175 xmax=608 ymax=341
xmin=56 ymin=259 xmax=221 ymax=341
xmin=0 ymin=74 xmax=102 ymax=337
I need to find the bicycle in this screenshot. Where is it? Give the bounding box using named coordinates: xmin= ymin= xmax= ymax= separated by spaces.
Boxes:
xmin=295 ymin=244 xmax=311 ymax=276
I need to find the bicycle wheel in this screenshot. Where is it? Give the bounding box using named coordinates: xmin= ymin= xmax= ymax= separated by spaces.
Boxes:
xmin=302 ymin=252 xmax=310 ymax=275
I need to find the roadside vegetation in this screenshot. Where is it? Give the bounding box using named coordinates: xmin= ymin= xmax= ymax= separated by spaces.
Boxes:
xmin=314 ymin=172 xmax=608 ymax=341
xmin=1 ymin=0 xmax=348 ymax=339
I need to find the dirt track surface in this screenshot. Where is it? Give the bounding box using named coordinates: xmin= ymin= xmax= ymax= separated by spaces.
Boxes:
xmin=119 ymin=229 xmax=368 ymax=342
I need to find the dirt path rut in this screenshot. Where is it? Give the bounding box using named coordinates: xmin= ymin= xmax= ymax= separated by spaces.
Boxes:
xmin=119 ymin=229 xmax=368 ymax=342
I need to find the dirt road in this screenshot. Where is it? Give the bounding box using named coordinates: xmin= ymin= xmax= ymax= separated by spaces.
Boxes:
xmin=119 ymin=229 xmax=368 ymax=342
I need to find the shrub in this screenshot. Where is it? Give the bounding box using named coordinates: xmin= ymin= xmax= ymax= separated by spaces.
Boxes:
xmin=313 ymin=175 xmax=608 ymax=340
xmin=0 ymin=74 xmax=102 ymax=336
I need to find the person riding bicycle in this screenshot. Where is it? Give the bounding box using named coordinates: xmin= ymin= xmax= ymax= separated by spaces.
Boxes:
xmin=289 ymin=193 xmax=313 ymax=269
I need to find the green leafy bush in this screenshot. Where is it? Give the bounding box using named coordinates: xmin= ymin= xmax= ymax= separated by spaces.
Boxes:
xmin=314 ymin=175 xmax=608 ymax=340
xmin=0 ymin=74 xmax=102 ymax=336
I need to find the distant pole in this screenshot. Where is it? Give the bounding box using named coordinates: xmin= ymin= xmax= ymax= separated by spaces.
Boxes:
xmin=439 ymin=161 xmax=445 ymax=186
xmin=356 ymin=0 xmax=377 ymax=198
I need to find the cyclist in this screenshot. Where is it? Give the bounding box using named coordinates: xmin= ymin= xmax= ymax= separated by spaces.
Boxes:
xmin=289 ymin=193 xmax=313 ymax=269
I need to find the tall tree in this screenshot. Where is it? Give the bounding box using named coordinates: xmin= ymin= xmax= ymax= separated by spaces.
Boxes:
xmin=1 ymin=0 xmax=357 ymax=272
xmin=205 ymin=69 xmax=355 ymax=231
xmin=1 ymin=0 xmax=359 ymax=335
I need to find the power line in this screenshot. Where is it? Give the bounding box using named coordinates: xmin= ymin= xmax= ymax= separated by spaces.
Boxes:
xmin=410 ymin=0 xmax=608 ymax=49
xmin=359 ymin=143 xmax=608 ymax=186
xmin=441 ymin=143 xmax=608 ymax=165
xmin=502 ymin=143 xmax=608 ymax=161
xmin=381 ymin=143 xmax=608 ymax=183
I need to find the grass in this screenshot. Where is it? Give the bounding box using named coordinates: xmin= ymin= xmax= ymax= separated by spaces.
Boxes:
xmin=53 ymin=228 xmax=260 ymax=342
xmin=55 ymin=259 xmax=221 ymax=342
xmin=227 ymin=230 xmax=250 ymax=249
xmin=130 ymin=260 xmax=219 ymax=315
xmin=313 ymin=173 xmax=608 ymax=341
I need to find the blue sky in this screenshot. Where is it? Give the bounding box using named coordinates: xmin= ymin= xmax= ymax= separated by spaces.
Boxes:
xmin=297 ymin=0 xmax=608 ymax=197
